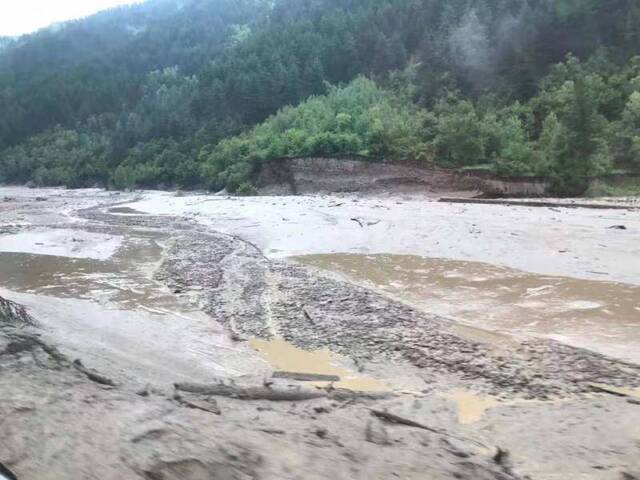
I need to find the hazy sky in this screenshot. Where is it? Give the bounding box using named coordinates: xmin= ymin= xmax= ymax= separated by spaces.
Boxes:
xmin=0 ymin=0 xmax=143 ymax=37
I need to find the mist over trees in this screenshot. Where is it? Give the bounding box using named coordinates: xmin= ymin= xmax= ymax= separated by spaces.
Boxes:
xmin=1 ymin=0 xmax=639 ymax=194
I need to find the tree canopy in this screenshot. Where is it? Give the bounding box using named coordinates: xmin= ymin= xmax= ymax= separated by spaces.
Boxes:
xmin=1 ymin=0 xmax=639 ymax=194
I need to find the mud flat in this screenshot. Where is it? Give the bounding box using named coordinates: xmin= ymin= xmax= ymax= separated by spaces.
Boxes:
xmin=1 ymin=187 xmax=640 ymax=480
xmin=128 ymin=191 xmax=640 ymax=284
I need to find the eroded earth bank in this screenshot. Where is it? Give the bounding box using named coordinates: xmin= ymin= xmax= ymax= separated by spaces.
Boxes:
xmin=1 ymin=187 xmax=639 ymax=480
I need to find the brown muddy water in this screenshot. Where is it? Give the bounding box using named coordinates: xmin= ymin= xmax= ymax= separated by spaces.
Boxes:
xmin=0 ymin=227 xmax=264 ymax=383
xmin=292 ymin=253 xmax=640 ymax=364
xmin=0 ymin=229 xmax=191 ymax=313
xmin=250 ymin=338 xmax=386 ymax=392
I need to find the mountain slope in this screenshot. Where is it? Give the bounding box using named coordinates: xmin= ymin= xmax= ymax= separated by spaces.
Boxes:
xmin=0 ymin=0 xmax=639 ymax=193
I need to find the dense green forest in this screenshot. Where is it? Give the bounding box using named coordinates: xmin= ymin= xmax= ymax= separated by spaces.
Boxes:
xmin=1 ymin=0 xmax=640 ymax=194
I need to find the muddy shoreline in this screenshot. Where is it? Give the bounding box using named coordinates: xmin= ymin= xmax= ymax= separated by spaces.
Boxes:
xmin=1 ymin=188 xmax=640 ymax=479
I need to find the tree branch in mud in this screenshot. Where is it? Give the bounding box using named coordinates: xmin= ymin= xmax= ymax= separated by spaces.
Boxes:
xmin=369 ymin=408 xmax=492 ymax=451
xmin=175 ymin=381 xmax=327 ymax=401
xmin=302 ymin=307 xmax=316 ymax=325
xmin=273 ymin=371 xmax=340 ymax=382
xmin=175 ymin=380 xmax=392 ymax=402
xmin=586 ymin=383 xmax=636 ymax=398
xmin=174 ymin=391 xmax=222 ymax=414
xmin=72 ymin=359 xmax=117 ymax=387
xmin=369 ymin=409 xmax=443 ymax=434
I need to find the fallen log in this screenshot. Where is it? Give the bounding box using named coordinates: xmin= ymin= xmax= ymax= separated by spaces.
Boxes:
xmin=175 ymin=381 xmax=327 ymax=401
xmin=438 ymin=197 xmax=637 ymax=211
xmin=587 ymin=382 xmax=637 ymax=397
xmin=72 ymin=359 xmax=117 ymax=387
xmin=273 ymin=371 xmax=340 ymax=382
xmin=369 ymin=409 xmax=442 ymax=434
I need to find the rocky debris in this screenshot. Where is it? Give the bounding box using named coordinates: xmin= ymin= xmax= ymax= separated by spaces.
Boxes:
xmin=151 ymin=229 xmax=640 ymax=399
xmin=315 ymin=427 xmax=329 ymax=438
xmin=621 ymin=472 xmax=640 ymax=480
xmin=365 ymin=419 xmax=391 ymax=445
xmin=4 ymin=192 xmax=640 ymax=479
xmin=0 ymin=296 xmax=36 ymax=326
xmin=493 ymin=448 xmax=511 ymax=468
xmin=1 ymin=301 xmax=524 ymax=480
xmin=71 ymin=202 xmax=640 ymax=402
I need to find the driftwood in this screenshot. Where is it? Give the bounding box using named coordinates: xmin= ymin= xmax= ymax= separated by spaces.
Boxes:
xmin=370 ymin=408 xmax=492 ymax=450
xmin=302 ymin=308 xmax=316 ymax=326
xmin=350 ymin=217 xmax=364 ymax=227
xmin=175 ymin=381 xmax=392 ymax=402
xmin=175 ymin=381 xmax=327 ymax=401
xmin=370 ymin=409 xmax=442 ymax=434
xmin=259 ymin=428 xmax=286 ymax=435
xmin=587 ymin=383 xmax=635 ymax=397
xmin=72 ymin=359 xmax=117 ymax=387
xmin=273 ymin=371 xmax=340 ymax=382
xmin=439 ymin=197 xmax=636 ymax=211
xmin=174 ymin=391 xmax=221 ymax=415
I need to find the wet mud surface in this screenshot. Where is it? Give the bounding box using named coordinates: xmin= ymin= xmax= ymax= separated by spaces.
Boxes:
xmin=1 ymin=188 xmax=640 ymax=479
xmin=292 ymin=253 xmax=640 ymax=363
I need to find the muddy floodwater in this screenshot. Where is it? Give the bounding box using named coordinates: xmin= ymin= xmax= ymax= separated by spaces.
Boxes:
xmin=0 ymin=225 xmax=265 ymax=384
xmin=0 ymin=230 xmax=169 ymax=309
xmin=293 ymin=253 xmax=640 ymax=363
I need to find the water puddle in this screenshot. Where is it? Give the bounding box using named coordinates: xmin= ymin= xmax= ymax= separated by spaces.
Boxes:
xmin=442 ymin=390 xmax=571 ymax=424
xmin=292 ymin=254 xmax=640 ymax=363
xmin=444 ymin=390 xmax=504 ymax=424
xmin=250 ymin=338 xmax=386 ymax=392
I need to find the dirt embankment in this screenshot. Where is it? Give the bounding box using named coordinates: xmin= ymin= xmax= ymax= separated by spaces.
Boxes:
xmin=257 ymin=157 xmax=552 ymax=197
xmin=257 ymin=157 xmax=640 ymax=198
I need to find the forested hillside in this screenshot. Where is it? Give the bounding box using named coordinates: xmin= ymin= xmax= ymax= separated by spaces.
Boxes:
xmin=1 ymin=0 xmax=640 ymax=194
